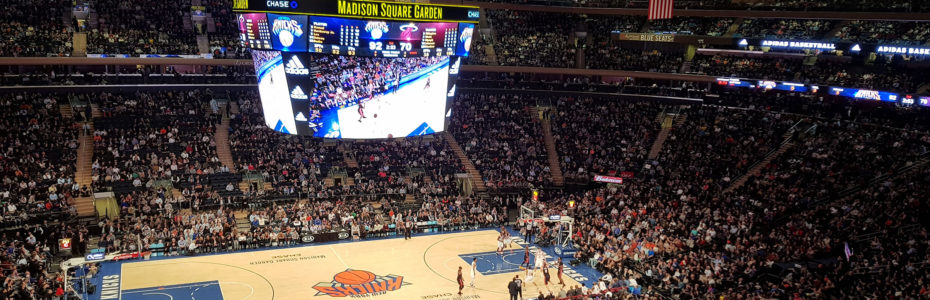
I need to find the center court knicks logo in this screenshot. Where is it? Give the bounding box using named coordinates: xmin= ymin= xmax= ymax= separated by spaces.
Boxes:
xmin=313 ymin=269 xmax=410 ymax=297
xmin=284 ymin=56 xmax=309 ymax=75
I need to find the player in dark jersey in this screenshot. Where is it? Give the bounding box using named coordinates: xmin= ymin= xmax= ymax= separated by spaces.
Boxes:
xmin=543 ymin=261 xmax=551 ymax=287
xmin=357 ymin=98 xmax=367 ymax=122
xmin=457 ymin=266 xmax=464 ymax=295
xmin=424 ymin=77 xmax=431 ymax=90
xmin=522 ymin=246 xmax=530 ymax=270
xmin=557 ymin=257 xmax=565 ymax=286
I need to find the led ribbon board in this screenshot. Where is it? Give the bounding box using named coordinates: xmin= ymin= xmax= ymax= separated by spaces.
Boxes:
xmin=234 ymin=0 xmax=480 ymax=23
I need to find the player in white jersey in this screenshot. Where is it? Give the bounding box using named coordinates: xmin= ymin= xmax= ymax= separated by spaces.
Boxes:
xmin=534 ymin=248 xmax=546 ymax=273
xmin=496 ymin=233 xmax=504 ymax=255
xmin=525 ymin=266 xmax=535 ymax=285
xmin=503 ymin=228 xmax=514 ymax=253
xmin=470 ymin=257 xmax=477 ymax=287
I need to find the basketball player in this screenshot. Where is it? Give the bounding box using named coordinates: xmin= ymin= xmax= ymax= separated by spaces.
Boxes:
xmin=496 ymin=232 xmax=504 ymax=255
xmin=470 ymin=257 xmax=477 ymax=287
xmin=424 ymin=77 xmax=431 ymax=90
xmin=543 ymin=261 xmax=551 ymax=287
xmin=557 ymin=257 xmax=565 ymax=286
xmin=534 ymin=248 xmax=546 ymax=273
xmin=357 ymin=99 xmax=366 ymax=123
xmin=457 ymin=266 xmax=464 ymax=295
xmin=522 ymin=246 xmax=530 ymax=270
xmin=500 ymin=225 xmax=512 ymax=253
xmin=525 ymin=265 xmax=535 ymax=286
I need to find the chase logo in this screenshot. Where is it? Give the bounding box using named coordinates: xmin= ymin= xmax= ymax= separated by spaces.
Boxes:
xmin=468 ymin=10 xmax=480 ymax=18
xmin=291 ymin=86 xmax=308 ymax=100
xmin=284 ymin=56 xmax=309 ymax=75
xmin=273 ymin=17 xmax=304 ymax=48
xmin=313 ymin=269 xmax=410 ymax=297
xmin=266 ymin=0 xmax=293 ymax=8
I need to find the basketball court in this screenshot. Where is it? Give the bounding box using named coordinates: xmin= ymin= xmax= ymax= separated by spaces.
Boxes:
xmin=93 ymin=229 xmax=601 ymax=300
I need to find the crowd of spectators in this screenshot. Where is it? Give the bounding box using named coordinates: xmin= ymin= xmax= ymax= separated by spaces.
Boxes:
xmin=532 ymin=113 xmax=926 ymax=299
xmin=586 ymin=47 xmax=683 ymax=72
xmin=648 ymin=17 xmax=734 ymax=36
xmin=0 ymin=93 xmax=79 ymax=228
xmin=736 ymin=18 xmax=835 ymax=40
xmin=834 ymin=20 xmax=930 ymax=45
xmin=349 ymin=137 xmax=464 ymax=200
xmin=88 ymin=0 xmax=199 ymax=54
xmin=0 ymin=92 xmax=83 ymax=299
xmin=307 ymin=55 xmax=444 ymax=110
xmin=203 ymin=0 xmax=251 ymax=59
xmin=0 ymin=0 xmax=73 ymax=57
xmin=656 ymin=107 xmax=797 ymax=193
xmin=690 ymin=54 xmax=925 ymax=93
xmin=91 ymin=90 xmax=224 ymax=195
xmin=552 ymin=97 xmax=663 ymax=182
xmin=450 ymin=93 xmax=552 ymax=191
xmin=0 ymin=222 xmax=87 ymax=299
xmin=0 ymin=78 xmax=928 ymax=299
xmin=486 ymin=10 xmax=579 ymax=68
xmin=689 ymin=54 xmax=804 ymax=80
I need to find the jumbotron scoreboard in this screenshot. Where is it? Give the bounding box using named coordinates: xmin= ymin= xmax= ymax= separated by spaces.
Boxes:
xmin=235 ymin=0 xmax=478 ymax=139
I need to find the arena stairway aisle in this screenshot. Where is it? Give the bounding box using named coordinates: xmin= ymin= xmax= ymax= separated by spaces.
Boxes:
xmin=74 ymin=120 xmax=96 ymax=217
xmin=723 ymin=124 xmax=802 ymax=193
xmin=441 ymin=131 xmax=487 ymax=194
xmin=215 ymin=106 xmax=235 ymax=172
xmin=90 ymin=103 xmax=102 ymax=118
xmin=344 ymin=153 xmax=359 ymax=169
xmin=59 ymin=104 xmax=73 ymax=119
xmin=824 ymin=20 xmax=851 ymax=40
xmin=234 ymin=211 xmax=252 ymax=233
xmin=537 ymin=107 xmax=564 ymax=187
xmin=647 ymin=114 xmax=682 ymax=160
xmin=723 ymin=18 xmax=743 ymax=37
xmin=479 ymin=8 xmax=500 ymax=66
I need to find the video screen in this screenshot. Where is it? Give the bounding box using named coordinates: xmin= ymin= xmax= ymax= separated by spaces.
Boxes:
xmin=238 ymin=13 xmax=272 ymax=49
xmin=254 ymin=50 xmax=451 ymax=139
xmin=252 ymin=50 xmax=298 ymax=134
xmin=268 ymin=13 xmax=308 ymax=52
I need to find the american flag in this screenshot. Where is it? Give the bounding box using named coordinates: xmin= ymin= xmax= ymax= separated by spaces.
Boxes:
xmin=648 ymin=0 xmax=674 ymax=20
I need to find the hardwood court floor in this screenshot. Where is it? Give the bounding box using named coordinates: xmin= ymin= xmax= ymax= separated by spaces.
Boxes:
xmin=119 ymin=230 xmax=582 ymax=300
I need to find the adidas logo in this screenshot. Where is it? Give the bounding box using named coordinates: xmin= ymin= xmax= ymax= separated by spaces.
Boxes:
xmin=290 ymin=86 xmax=308 ymax=100
xmin=295 ymin=112 xmax=308 ymax=122
xmin=447 ymin=84 xmax=456 ymax=97
xmin=284 ymin=56 xmax=309 ymax=75
xmin=449 ymin=57 xmax=461 ymax=75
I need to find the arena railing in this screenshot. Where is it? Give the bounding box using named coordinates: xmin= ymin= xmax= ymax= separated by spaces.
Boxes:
xmin=0 ymin=210 xmax=77 ymax=231
xmin=459 ymin=87 xmax=704 ymax=105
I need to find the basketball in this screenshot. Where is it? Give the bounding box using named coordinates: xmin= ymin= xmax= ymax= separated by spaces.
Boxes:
xmin=278 ymin=30 xmax=294 ymax=47
xmin=334 ymin=270 xmax=376 ymax=285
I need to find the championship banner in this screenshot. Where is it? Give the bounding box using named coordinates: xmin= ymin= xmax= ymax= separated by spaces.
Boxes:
xmin=234 ymin=0 xmax=480 ymax=23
